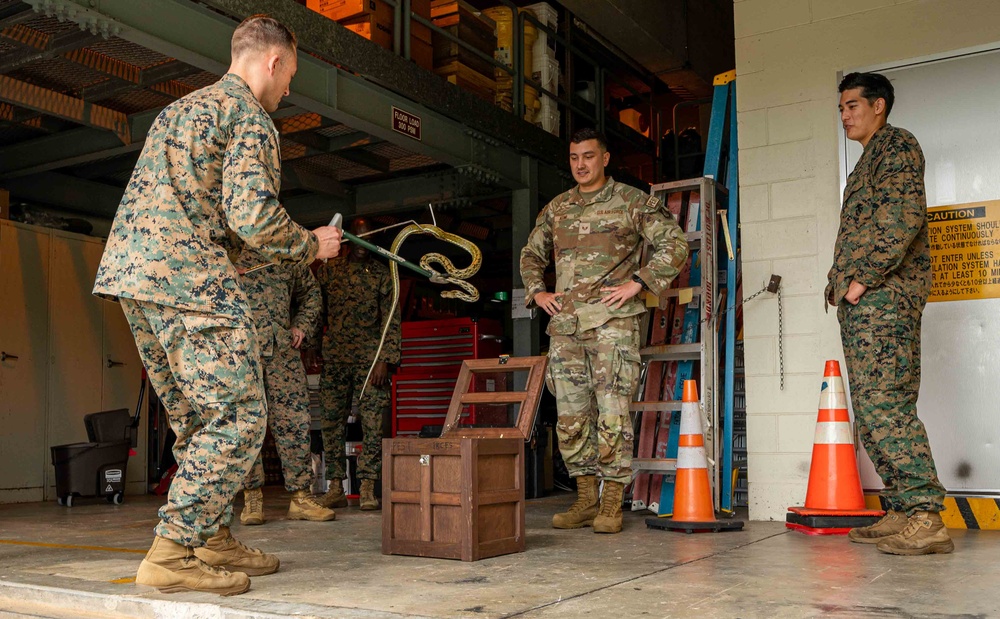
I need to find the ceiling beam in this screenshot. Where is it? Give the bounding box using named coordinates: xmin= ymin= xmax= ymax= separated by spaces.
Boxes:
xmin=282 ymin=164 xmax=351 ymax=199
xmin=0 ymin=74 xmax=132 ymax=143
xmin=70 ymin=151 xmax=140 ymax=180
xmin=354 ymin=169 xmax=484 ymax=215
xmin=283 ymin=129 xmax=370 ymax=153
xmin=0 ymin=2 xmax=41 ymax=28
xmin=75 ymin=56 xmax=201 ymax=102
xmin=282 ymin=192 xmax=355 ymax=226
xmin=0 ymin=101 xmax=63 ymax=133
xmin=0 ymin=23 xmax=101 ymax=73
xmin=337 ymin=147 xmax=391 ymax=174
xmin=1 ymin=171 xmax=124 ymax=218
xmin=0 ymin=105 xmax=161 ymax=177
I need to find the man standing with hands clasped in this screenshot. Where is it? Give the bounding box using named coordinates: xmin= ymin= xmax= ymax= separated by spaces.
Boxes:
xmin=520 ymin=128 xmax=688 ymax=534
xmin=316 ymin=217 xmax=401 ymax=512
xmin=827 ymin=72 xmax=952 ymax=555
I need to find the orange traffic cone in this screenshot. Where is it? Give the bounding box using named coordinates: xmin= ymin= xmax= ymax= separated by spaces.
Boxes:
xmin=646 ymin=380 xmax=743 ymax=534
xmin=786 ymin=360 xmax=884 ymax=535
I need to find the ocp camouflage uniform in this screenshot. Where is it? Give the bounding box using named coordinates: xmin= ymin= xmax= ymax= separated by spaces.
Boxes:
xmin=93 ymin=73 xmax=318 ymax=547
xmin=316 ymin=256 xmax=401 ymax=481
xmin=520 ymin=178 xmax=688 ymax=483
xmin=826 ymin=124 xmax=946 ymax=515
xmin=236 ymin=247 xmax=322 ymax=493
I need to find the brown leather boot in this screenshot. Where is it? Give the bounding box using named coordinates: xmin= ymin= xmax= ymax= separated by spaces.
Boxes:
xmin=552 ymin=475 xmax=599 ymax=529
xmin=848 ymin=509 xmax=906 ymax=544
xmin=136 ymin=536 xmax=250 ymax=596
xmin=194 ymin=527 xmax=280 ymax=576
xmin=359 ymin=479 xmax=380 ymax=511
xmin=593 ymin=480 xmax=625 ymax=534
xmin=877 ymin=510 xmax=954 ymax=555
xmin=318 ymin=479 xmax=348 ymax=508
xmin=240 ymin=488 xmax=265 ymax=526
xmin=288 ymin=489 xmax=337 ymax=521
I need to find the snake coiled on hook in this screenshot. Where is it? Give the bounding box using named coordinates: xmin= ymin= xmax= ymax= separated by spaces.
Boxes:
xmin=360 ymin=223 xmax=482 ymax=398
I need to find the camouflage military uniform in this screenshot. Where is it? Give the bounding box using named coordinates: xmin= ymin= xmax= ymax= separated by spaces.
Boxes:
xmin=316 ymin=256 xmax=401 ymax=481
xmin=235 ymin=247 xmax=322 ymax=493
xmin=520 ymin=178 xmax=688 ymax=483
xmin=826 ymin=124 xmax=946 ymax=515
xmin=94 ymin=74 xmax=318 ymax=547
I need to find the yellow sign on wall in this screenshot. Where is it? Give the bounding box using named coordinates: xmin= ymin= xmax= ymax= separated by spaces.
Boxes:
xmin=928 ymin=200 xmax=1000 ymax=302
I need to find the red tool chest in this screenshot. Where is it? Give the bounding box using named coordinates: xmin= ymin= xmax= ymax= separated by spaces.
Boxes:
xmin=391 ymin=317 xmax=503 ymax=436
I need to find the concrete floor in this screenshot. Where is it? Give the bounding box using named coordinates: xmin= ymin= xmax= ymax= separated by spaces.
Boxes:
xmin=0 ymin=492 xmax=997 ymax=619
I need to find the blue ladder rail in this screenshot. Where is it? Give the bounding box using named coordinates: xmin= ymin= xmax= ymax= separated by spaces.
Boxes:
xmin=702 ymin=71 xmax=740 ymax=514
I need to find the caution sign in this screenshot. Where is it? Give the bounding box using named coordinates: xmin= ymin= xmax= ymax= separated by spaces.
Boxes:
xmin=928 ymin=200 xmax=1000 ymax=302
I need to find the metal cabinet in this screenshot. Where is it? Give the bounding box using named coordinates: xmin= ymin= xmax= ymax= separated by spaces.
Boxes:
xmin=0 ymin=222 xmax=50 ymax=504
xmin=0 ymin=221 xmax=144 ymax=503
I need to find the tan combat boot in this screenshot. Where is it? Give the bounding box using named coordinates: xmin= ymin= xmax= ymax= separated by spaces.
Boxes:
xmin=552 ymin=475 xmax=599 ymax=529
xmin=288 ymin=489 xmax=337 ymax=521
xmin=194 ymin=526 xmax=280 ymax=576
xmin=848 ymin=509 xmax=906 ymax=544
xmin=877 ymin=510 xmax=954 ymax=555
xmin=240 ymin=488 xmax=265 ymax=526
xmin=593 ymin=480 xmax=625 ymax=534
xmin=318 ymin=479 xmax=348 ymax=508
xmin=360 ymin=479 xmax=380 ymax=511
xmin=136 ymin=536 xmax=250 ymax=596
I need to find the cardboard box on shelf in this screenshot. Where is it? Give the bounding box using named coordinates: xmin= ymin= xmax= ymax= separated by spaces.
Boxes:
xmin=430 ymin=0 xmax=496 ymax=83
xmin=433 ymin=31 xmax=495 ymax=77
xmin=434 ymin=60 xmax=496 ymax=103
xmin=306 ymin=0 xmax=376 ymax=21
xmin=336 ymin=0 xmax=433 ymax=69
xmin=343 ymin=16 xmax=433 ymax=69
xmin=309 ymin=0 xmax=431 ymax=47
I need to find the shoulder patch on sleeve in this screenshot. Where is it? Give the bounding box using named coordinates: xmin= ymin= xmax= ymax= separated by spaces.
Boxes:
xmin=641 ymin=195 xmax=663 ymax=213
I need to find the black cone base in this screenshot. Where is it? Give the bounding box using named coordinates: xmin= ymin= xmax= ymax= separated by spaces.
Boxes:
xmin=646 ymin=517 xmax=745 ymax=534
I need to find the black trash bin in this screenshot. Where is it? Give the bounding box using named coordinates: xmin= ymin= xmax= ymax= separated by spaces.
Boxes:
xmin=51 ymin=408 xmax=133 ymax=507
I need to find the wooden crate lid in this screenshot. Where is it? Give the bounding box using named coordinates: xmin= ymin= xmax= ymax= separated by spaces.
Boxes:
xmin=440 ymin=355 xmax=548 ymax=441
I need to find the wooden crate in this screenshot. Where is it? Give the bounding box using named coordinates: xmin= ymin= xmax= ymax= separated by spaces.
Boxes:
xmin=382 ymin=356 xmax=547 ymax=561
xmin=382 ymin=434 xmax=524 ymax=561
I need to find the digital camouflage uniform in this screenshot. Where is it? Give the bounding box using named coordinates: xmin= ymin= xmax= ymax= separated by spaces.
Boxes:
xmin=316 ymin=255 xmax=401 ymax=481
xmin=826 ymin=124 xmax=946 ymax=515
xmin=236 ymin=247 xmax=322 ymax=493
xmin=94 ymin=73 xmax=318 ymax=547
xmin=520 ymin=178 xmax=688 ymax=483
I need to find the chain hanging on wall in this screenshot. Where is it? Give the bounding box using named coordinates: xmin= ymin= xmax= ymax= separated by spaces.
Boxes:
xmin=777 ymin=286 xmax=784 ymax=391
xmin=702 ymin=276 xmax=784 ymax=390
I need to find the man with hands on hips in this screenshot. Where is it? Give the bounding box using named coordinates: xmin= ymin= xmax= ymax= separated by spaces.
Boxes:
xmin=520 ymin=128 xmax=688 ymax=535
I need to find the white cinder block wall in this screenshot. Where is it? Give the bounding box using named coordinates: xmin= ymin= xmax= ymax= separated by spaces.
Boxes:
xmin=734 ymin=0 xmax=1000 ymax=520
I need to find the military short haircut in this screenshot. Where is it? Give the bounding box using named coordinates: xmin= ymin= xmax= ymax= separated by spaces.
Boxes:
xmin=839 ymin=72 xmax=895 ymax=118
xmin=570 ymin=128 xmax=608 ymax=152
xmin=231 ymin=14 xmax=297 ymax=61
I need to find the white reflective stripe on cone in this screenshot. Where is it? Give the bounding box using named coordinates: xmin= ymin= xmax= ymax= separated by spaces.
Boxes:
xmin=818 ymin=384 xmax=847 ymax=410
xmin=676 ymin=446 xmax=708 ymax=469
xmin=813 ymin=421 xmax=853 ymax=444
xmin=679 ymin=404 xmax=704 ymax=435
